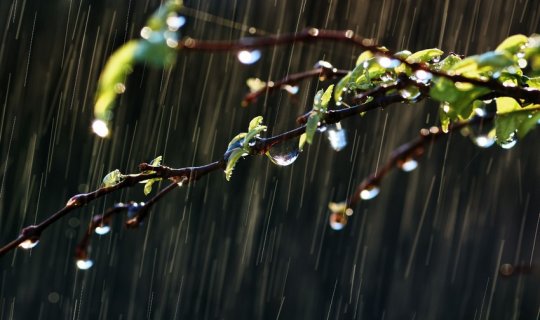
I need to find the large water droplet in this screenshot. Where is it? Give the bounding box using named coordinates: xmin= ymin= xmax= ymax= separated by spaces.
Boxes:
xmin=500 ymin=135 xmax=517 ymax=149
xmin=95 ymin=224 xmax=111 ymax=235
xmin=76 ymin=259 xmax=94 ymax=270
xmin=414 ymin=70 xmax=432 ymax=83
xmin=267 ymin=139 xmax=300 ymax=166
xmin=326 ymin=123 xmax=347 ymax=151
xmin=92 ymin=119 xmax=109 ymax=138
xmin=329 ymin=212 xmax=347 ymax=230
xmin=399 ymin=158 xmax=418 ymax=172
xmin=360 ymin=185 xmax=380 ymax=200
xmin=19 ymin=238 xmax=39 ymax=250
xmin=237 ymin=50 xmax=261 ymax=64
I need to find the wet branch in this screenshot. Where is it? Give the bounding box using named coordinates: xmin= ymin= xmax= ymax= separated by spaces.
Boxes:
xmin=180 ymin=28 xmax=540 ymax=103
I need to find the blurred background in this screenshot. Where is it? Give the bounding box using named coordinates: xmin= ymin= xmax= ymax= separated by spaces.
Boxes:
xmin=0 ymin=0 xmax=538 ymax=319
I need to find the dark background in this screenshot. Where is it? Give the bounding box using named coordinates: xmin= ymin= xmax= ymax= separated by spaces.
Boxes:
xmin=0 ymin=0 xmax=539 ymax=319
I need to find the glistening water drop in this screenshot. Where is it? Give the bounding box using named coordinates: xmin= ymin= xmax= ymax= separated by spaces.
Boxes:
xmin=237 ymin=50 xmax=261 ymax=64
xmin=267 ymin=139 xmax=300 ymax=166
xmin=329 ymin=212 xmax=347 ymax=230
xmin=76 ymin=259 xmax=94 ymax=270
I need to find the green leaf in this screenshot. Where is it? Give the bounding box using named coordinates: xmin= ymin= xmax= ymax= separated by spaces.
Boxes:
xmin=150 ymin=155 xmax=162 ymax=166
xmin=495 ymin=97 xmax=540 ymax=142
xmin=94 ymin=41 xmax=139 ymax=121
xmin=334 ymin=73 xmax=350 ymax=103
xmin=102 ymin=169 xmax=123 ymax=187
xmin=355 ymin=51 xmax=374 ymax=66
xmin=243 ymin=116 xmax=267 ymax=148
xmin=435 ymin=54 xmax=462 ymax=71
xmin=313 ymin=89 xmax=324 ymax=111
xmin=143 ymin=177 xmax=162 ymax=195
xmin=224 ymin=148 xmax=247 ymax=181
xmin=305 ymin=113 xmax=320 ymax=144
xmin=298 ymin=133 xmax=307 ymax=151
xmin=320 ymin=85 xmax=334 ymax=111
xmin=246 ymin=78 xmax=266 ymax=93
xmin=526 ymin=77 xmax=540 ymax=89
xmin=495 ymin=34 xmax=528 ymax=54
xmin=248 ymin=116 xmax=264 ymax=131
xmin=405 ymin=48 xmax=443 ymax=64
xmin=227 ymin=132 xmax=247 ymax=150
xmin=431 ymin=77 xmax=490 ymax=120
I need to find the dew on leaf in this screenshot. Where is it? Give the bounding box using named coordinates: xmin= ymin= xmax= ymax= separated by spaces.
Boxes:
xmin=376 ymin=56 xmax=400 ymax=68
xmin=500 ymin=136 xmax=517 ymax=149
xmin=166 ymin=15 xmax=186 ymax=31
xmin=237 ymin=50 xmax=261 ymax=64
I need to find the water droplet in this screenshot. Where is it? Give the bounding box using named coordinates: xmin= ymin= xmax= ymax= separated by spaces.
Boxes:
xmin=414 ymin=70 xmax=432 ymax=83
xmin=399 ymin=158 xmax=418 ymax=172
xmin=313 ymin=60 xmax=333 ymax=69
xmin=95 ymin=224 xmax=111 ymax=235
xmin=237 ymin=50 xmax=261 ymax=64
xmin=376 ymin=56 xmax=400 ymax=68
xmin=267 ymin=139 xmax=300 ymax=166
xmin=140 ymin=26 xmax=152 ymax=39
xmin=455 ymin=82 xmax=474 ymax=90
xmin=432 ymin=56 xmax=441 ymax=63
xmin=442 ymin=103 xmax=451 ymax=113
xmin=473 ymin=136 xmax=495 ymax=148
xmin=283 ymin=85 xmax=299 ymax=95
xmin=166 ymin=15 xmax=186 ymax=31
xmin=76 ymin=259 xmax=94 ymax=270
xmin=360 ymin=185 xmax=380 ymax=200
xmin=92 ymin=119 xmax=109 ymax=138
xmin=326 ymin=123 xmax=347 ymax=151
xmin=499 ymin=263 xmax=514 ymax=276
xmin=399 ymin=87 xmax=421 ymax=101
xmin=329 ymin=212 xmax=347 ymax=230
xmin=518 ymin=58 xmax=527 ymax=68
xmin=19 ymin=238 xmax=39 ymax=250
xmin=380 ymin=72 xmax=396 ymax=82
xmin=500 ymin=135 xmax=517 ymax=149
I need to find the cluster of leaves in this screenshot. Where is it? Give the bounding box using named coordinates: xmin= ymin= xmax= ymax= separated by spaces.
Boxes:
xmin=102 ymin=156 xmax=162 ymax=195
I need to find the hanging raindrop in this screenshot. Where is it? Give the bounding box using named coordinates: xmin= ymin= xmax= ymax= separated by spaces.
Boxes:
xmin=360 ymin=185 xmax=380 ymax=200
xmin=95 ymin=224 xmax=111 ymax=235
xmin=92 ymin=120 xmax=110 ymax=138
xmin=329 ymin=212 xmax=347 ymax=230
xmin=376 ymin=56 xmax=400 ymax=69
xmin=500 ymin=134 xmax=517 ymax=149
xmin=237 ymin=50 xmax=261 ymax=64
xmin=326 ymin=123 xmax=347 ymax=151
xmin=19 ymin=238 xmax=39 ymax=250
xmin=399 ymin=158 xmax=418 ymax=172
xmin=76 ymin=259 xmax=94 ymax=270
xmin=399 ymin=86 xmax=421 ymax=101
xmin=166 ymin=15 xmax=186 ymax=31
xmin=267 ymin=138 xmax=300 ymax=166
xmin=473 ymin=136 xmax=495 ymax=148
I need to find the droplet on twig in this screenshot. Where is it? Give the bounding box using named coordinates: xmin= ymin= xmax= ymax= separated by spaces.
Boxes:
xmin=329 ymin=212 xmax=347 ymax=230
xmin=360 ymin=185 xmax=380 ymax=200
xmin=326 ymin=123 xmax=347 ymax=151
xmin=19 ymin=238 xmax=39 ymax=250
xmin=237 ymin=50 xmax=261 ymax=64
xmin=267 ymin=139 xmax=300 ymax=166
xmin=92 ymin=119 xmax=110 ymax=138
xmin=95 ymin=224 xmax=111 ymax=235
xmin=76 ymin=259 xmax=94 ymax=270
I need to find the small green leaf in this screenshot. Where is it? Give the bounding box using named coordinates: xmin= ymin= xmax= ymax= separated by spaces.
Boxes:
xmin=224 ymin=148 xmax=247 ymax=181
xmin=334 ymin=73 xmax=350 ymax=103
xmin=431 ymin=77 xmax=490 ymax=120
xmin=227 ymin=132 xmax=247 ymax=150
xmin=299 ymin=133 xmax=307 ymax=151
xmin=355 ymin=51 xmax=374 ymax=66
xmin=150 ymin=156 xmax=162 ymax=166
xmin=495 ymin=34 xmax=528 ymax=54
xmin=246 ymin=78 xmax=266 ymax=93
xmin=305 ymin=113 xmax=320 ymax=144
xmin=243 ymin=116 xmax=267 ymax=148
xmin=328 ymin=201 xmax=347 ymax=214
xmin=405 ymin=48 xmax=443 ymax=64
xmin=143 ymin=178 xmax=162 ymax=195
xmin=320 ymin=85 xmax=334 ymax=111
xmin=102 ymin=169 xmax=123 ymax=187
xmin=248 ymin=116 xmax=264 ymax=131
